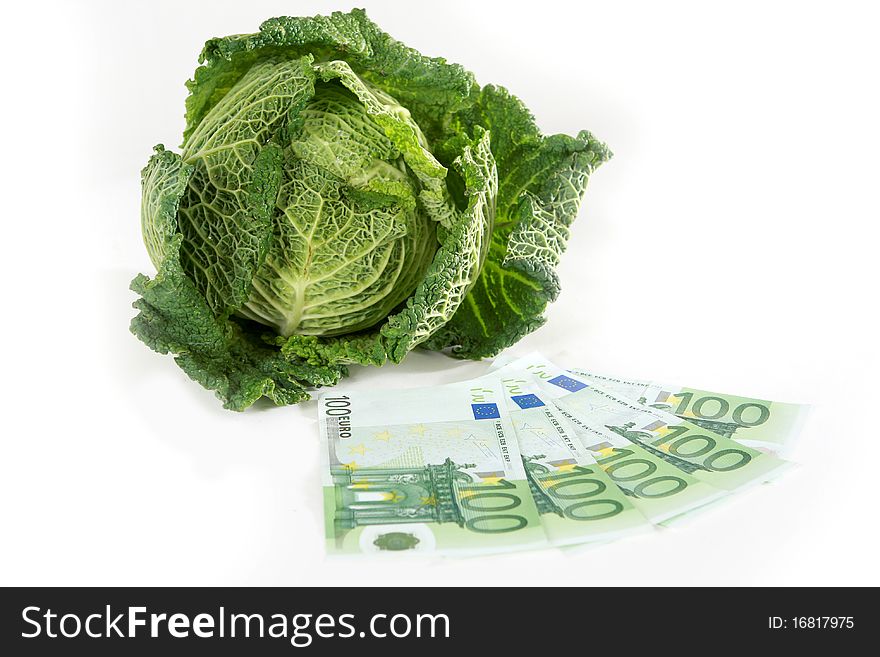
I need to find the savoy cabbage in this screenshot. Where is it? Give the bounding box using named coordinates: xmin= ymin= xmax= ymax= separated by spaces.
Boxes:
xmin=131 ymin=9 xmax=610 ymax=410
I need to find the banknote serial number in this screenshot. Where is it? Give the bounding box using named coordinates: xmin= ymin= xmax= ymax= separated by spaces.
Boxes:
xmin=768 ymin=617 xmax=854 ymax=630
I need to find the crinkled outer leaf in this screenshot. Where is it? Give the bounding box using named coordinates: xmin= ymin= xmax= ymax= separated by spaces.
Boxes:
xmin=183 ymin=9 xmax=476 ymax=146
xmin=178 ymin=57 xmax=316 ymax=317
xmin=421 ymin=85 xmax=611 ymax=359
xmin=131 ymin=146 xmax=346 ymax=411
xmin=278 ymin=127 xmax=496 ymax=365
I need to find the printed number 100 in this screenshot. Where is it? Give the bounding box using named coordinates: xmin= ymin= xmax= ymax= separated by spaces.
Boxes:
xmin=459 ymin=479 xmax=528 ymax=534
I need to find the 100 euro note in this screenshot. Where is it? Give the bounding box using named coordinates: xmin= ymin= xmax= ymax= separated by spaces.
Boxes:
xmin=490 ymin=372 xmax=651 ymax=545
xmin=503 ymin=354 xmax=792 ymax=492
xmin=568 ymin=369 xmax=809 ymax=456
xmin=493 ymin=363 xmax=726 ymax=524
xmin=318 ymin=378 xmax=547 ymax=556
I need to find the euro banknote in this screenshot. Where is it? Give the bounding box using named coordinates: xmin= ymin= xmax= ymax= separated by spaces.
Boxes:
xmin=501 ymin=354 xmax=792 ymax=492
xmin=317 ymin=354 xmax=800 ymax=556
xmin=568 ymin=369 xmax=809 ymax=456
xmin=492 ymin=373 xmax=652 ymax=544
xmin=319 ymin=378 xmax=547 ymax=556
xmin=493 ymin=364 xmax=727 ymax=524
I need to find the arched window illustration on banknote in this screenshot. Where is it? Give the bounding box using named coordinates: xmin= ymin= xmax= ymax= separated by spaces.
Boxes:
xmin=330 ymin=458 xmax=476 ymax=551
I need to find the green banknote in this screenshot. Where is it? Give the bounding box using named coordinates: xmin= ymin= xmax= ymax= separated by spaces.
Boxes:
xmin=492 ymin=373 xmax=652 ymax=544
xmin=568 ymin=369 xmax=809 ymax=456
xmin=502 ymin=355 xmax=791 ymax=492
xmin=319 ymin=378 xmax=547 ymax=556
xmin=494 ymin=364 xmax=727 ymax=524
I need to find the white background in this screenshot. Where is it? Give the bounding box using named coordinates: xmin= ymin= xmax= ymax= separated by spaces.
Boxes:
xmin=2 ymin=0 xmax=878 ymax=586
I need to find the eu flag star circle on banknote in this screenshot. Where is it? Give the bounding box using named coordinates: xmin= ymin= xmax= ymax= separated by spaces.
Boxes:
xmin=548 ymin=375 xmax=589 ymax=392
xmin=511 ymin=394 xmax=545 ymax=409
xmin=471 ymin=403 xmax=501 ymax=420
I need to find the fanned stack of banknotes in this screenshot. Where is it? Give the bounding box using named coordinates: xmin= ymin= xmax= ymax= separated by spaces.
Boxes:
xmin=318 ymin=353 xmax=809 ymax=555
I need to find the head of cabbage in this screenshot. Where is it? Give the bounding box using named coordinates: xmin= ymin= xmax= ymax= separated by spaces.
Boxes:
xmin=132 ymin=9 xmax=610 ymax=410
